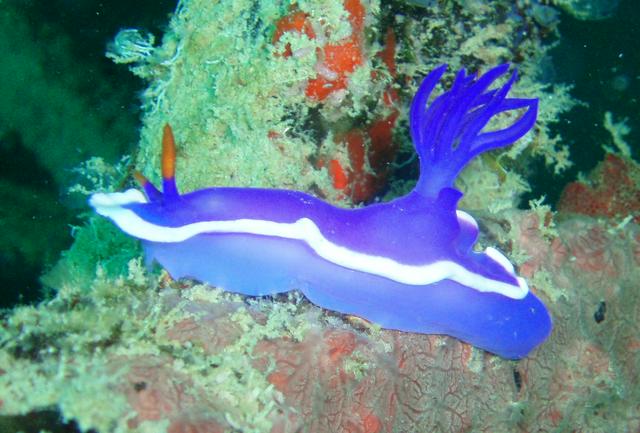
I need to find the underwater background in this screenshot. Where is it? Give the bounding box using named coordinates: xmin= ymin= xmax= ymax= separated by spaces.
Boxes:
xmin=0 ymin=0 xmax=639 ymax=432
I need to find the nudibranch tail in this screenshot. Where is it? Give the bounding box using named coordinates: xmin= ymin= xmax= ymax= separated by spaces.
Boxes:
xmin=161 ymin=124 xmax=180 ymax=200
xmin=411 ymin=64 xmax=538 ymax=198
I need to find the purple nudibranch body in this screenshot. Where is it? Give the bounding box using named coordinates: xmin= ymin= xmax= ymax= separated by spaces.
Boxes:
xmin=91 ymin=64 xmax=552 ymax=359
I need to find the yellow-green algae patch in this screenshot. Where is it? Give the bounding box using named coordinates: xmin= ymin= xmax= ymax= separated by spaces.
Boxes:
xmin=109 ymin=0 xmax=363 ymax=196
xmin=101 ymin=0 xmax=578 ymax=214
xmin=0 ymin=261 xmax=317 ymax=432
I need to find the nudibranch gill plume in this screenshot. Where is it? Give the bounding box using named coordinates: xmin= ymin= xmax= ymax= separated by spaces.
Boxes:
xmin=90 ymin=64 xmax=552 ymax=359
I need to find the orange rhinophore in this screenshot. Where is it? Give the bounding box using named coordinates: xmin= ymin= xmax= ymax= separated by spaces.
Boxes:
xmin=133 ymin=170 xmax=149 ymax=187
xmin=162 ymin=124 xmax=177 ymax=181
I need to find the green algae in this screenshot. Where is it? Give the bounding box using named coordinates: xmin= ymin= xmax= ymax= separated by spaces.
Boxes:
xmin=42 ymin=216 xmax=140 ymax=293
xmin=110 ymin=0 xmax=338 ymax=194
xmin=2 ymin=262 xmax=316 ymax=432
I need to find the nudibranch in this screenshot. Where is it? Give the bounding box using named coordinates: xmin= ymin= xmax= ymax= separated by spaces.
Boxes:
xmin=91 ymin=64 xmax=552 ymax=359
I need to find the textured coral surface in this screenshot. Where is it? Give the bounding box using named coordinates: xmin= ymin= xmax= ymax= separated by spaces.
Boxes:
xmin=558 ymin=153 xmax=640 ymax=223
xmin=2 ymin=1 xmax=633 ymax=432
xmin=1 ymin=210 xmax=639 ymax=432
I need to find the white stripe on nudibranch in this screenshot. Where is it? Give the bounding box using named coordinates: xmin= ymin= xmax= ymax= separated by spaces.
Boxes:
xmin=90 ymin=189 xmax=529 ymax=300
xmin=485 ymin=246 xmax=515 ymax=274
xmin=91 ymin=188 xmax=148 ymax=206
xmin=456 ymin=210 xmax=478 ymax=229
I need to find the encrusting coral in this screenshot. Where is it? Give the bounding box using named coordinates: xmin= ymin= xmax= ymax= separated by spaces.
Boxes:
xmin=105 ymin=0 xmax=575 ymax=208
xmin=2 ymin=0 xmax=638 ymax=432
xmin=2 ymin=208 xmax=640 ymax=432
xmin=559 ymin=153 xmax=640 ymax=224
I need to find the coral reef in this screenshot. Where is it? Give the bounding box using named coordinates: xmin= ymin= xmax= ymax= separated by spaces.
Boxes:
xmin=106 ymin=0 xmax=575 ymax=208
xmin=5 ymin=0 xmax=635 ymax=432
xmin=558 ymin=153 xmax=640 ymax=224
xmin=1 ymin=209 xmax=639 ymax=432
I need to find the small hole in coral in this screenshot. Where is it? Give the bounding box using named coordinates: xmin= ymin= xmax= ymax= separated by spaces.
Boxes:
xmin=133 ymin=381 xmax=147 ymax=392
xmin=513 ymin=368 xmax=523 ymax=393
xmin=594 ymin=301 xmax=606 ymax=323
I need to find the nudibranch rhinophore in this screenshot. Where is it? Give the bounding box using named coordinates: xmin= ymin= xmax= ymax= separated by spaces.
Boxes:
xmin=91 ymin=64 xmax=552 ymax=359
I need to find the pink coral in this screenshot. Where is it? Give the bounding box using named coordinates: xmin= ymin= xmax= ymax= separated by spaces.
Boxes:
xmin=3 ymin=215 xmax=640 ymax=432
xmin=558 ymin=153 xmax=640 ymax=223
xmin=89 ymin=211 xmax=639 ymax=432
